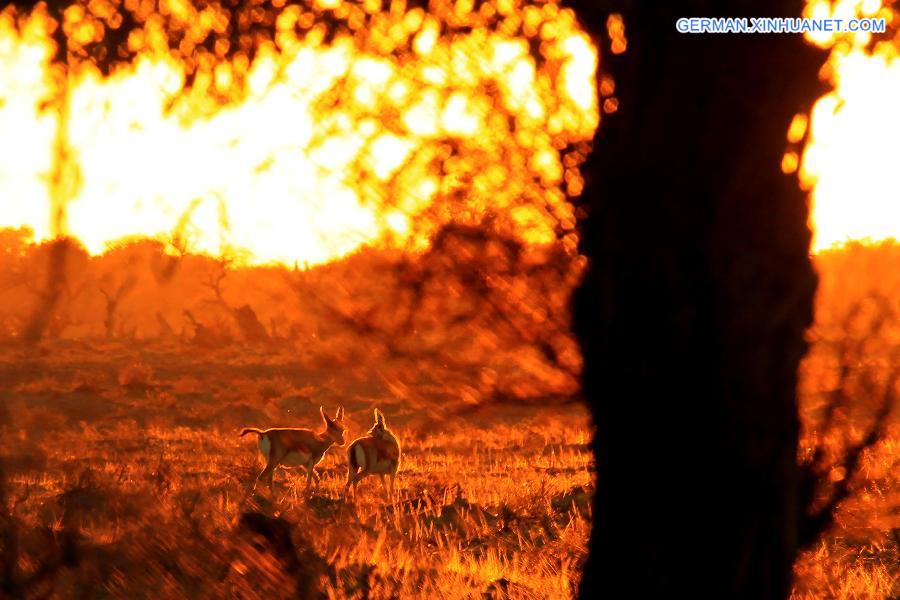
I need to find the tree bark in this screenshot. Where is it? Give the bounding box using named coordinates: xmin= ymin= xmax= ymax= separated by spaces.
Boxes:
xmin=570 ymin=2 xmax=824 ymax=597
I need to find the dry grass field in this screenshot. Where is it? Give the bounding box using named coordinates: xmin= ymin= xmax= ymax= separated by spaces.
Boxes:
xmin=0 ymin=343 xmax=593 ymax=599
xmin=790 ymin=243 xmax=900 ymax=600
xmin=0 ymin=242 xmax=897 ymax=599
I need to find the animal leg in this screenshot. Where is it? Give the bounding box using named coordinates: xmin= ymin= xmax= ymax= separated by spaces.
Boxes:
xmin=253 ymin=466 xmax=266 ymax=491
xmin=255 ymin=462 xmax=276 ymax=492
xmin=379 ymin=474 xmax=390 ymax=503
xmin=304 ymin=464 xmax=322 ymax=494
xmin=262 ymin=447 xmax=287 ymax=492
xmin=344 ymin=467 xmax=357 ymax=499
xmin=389 ymin=471 xmax=397 ymax=500
xmin=345 ymin=468 xmax=366 ymax=500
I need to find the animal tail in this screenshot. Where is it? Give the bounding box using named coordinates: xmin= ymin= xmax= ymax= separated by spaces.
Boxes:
xmin=239 ymin=427 xmax=265 ymax=438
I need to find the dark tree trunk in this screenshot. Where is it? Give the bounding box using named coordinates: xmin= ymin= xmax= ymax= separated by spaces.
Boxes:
xmin=570 ymin=2 xmax=825 ymax=597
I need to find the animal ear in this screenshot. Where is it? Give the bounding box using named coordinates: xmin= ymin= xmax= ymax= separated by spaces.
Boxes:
xmin=320 ymin=406 xmax=330 ymax=423
xmin=335 ymin=406 xmax=344 ymax=421
xmin=374 ymin=408 xmax=385 ymax=426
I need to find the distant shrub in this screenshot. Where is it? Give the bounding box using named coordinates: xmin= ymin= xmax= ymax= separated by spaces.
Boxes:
xmin=15 ymin=376 xmax=66 ymax=393
xmin=71 ymin=371 xmax=108 ymax=394
xmin=145 ymin=390 xmax=178 ymax=415
xmin=171 ymin=375 xmax=202 ymax=394
xmin=19 ymin=404 xmax=68 ymax=432
xmin=118 ymin=361 xmax=154 ymax=390
xmin=215 ymin=377 xmax=258 ymax=403
xmin=257 ymin=376 xmax=296 ymax=402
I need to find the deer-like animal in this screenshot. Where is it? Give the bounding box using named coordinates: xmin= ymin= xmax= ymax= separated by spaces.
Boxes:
xmin=240 ymin=406 xmax=346 ymax=493
xmin=344 ymin=408 xmax=401 ymax=502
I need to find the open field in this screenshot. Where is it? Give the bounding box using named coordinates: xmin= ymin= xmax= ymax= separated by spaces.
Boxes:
xmin=0 ymin=242 xmax=897 ymax=599
xmin=791 ymin=243 xmax=900 ymax=599
xmin=0 ymin=343 xmax=593 ymax=599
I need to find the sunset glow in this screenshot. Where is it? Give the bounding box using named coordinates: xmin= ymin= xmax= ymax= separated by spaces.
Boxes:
xmin=802 ymin=0 xmax=899 ymax=251
xmin=1 ymin=0 xmax=898 ymax=261
xmin=0 ymin=1 xmax=598 ymax=266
